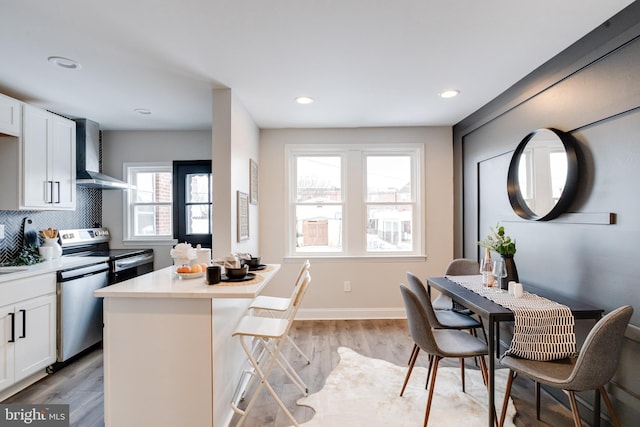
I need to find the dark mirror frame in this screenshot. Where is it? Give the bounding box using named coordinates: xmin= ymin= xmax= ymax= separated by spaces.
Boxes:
xmin=507 ymin=128 xmax=579 ymax=221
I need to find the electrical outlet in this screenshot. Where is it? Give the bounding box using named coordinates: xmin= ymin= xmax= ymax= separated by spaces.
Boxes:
xmin=0 ymin=224 xmax=4 ymax=240
xmin=344 ymin=280 xmax=351 ymax=292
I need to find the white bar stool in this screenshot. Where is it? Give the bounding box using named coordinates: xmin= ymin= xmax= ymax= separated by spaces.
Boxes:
xmin=232 ymin=271 xmax=311 ymax=427
xmin=248 ymin=259 xmax=311 ymax=363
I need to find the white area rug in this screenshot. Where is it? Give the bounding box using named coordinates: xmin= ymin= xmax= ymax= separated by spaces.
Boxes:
xmin=295 ymin=347 xmax=516 ymax=427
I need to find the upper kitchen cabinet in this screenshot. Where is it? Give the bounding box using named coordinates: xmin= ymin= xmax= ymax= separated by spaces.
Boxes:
xmin=0 ymin=93 xmax=22 ymax=136
xmin=22 ymin=105 xmax=76 ymax=210
xmin=0 ymin=104 xmax=76 ymax=211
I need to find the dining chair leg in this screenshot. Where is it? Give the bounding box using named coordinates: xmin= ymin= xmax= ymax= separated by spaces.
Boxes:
xmin=471 ymin=329 xmax=480 ymax=367
xmin=400 ymin=344 xmax=419 ymax=396
xmin=425 ymin=354 xmax=434 ymax=390
xmin=424 ymin=356 xmax=442 ymax=427
xmin=478 ymin=316 xmax=488 ymax=342
xmin=600 ymin=386 xmax=621 ymax=427
xmin=499 ymin=369 xmax=515 ymax=427
xmin=460 ymin=358 xmax=466 ymax=392
xmin=535 ymin=381 xmax=541 ymax=420
xmin=478 ymin=357 xmax=487 ymax=386
xmin=408 ymin=343 xmax=418 ymax=365
xmin=567 ymin=390 xmax=583 ymax=427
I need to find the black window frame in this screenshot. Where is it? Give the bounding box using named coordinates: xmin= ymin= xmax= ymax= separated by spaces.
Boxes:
xmin=172 ymin=160 xmax=212 ymax=248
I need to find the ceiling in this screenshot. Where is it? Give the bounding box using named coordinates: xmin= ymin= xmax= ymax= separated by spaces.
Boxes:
xmin=0 ymin=1 xmax=634 ymax=131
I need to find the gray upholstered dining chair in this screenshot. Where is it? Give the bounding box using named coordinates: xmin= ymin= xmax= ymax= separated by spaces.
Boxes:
xmin=441 ymin=259 xmax=488 ymax=341
xmin=433 ymin=258 xmax=481 ymax=310
xmin=399 ymin=284 xmax=494 ymax=427
xmin=405 ymin=272 xmax=484 ymax=392
xmin=498 ymin=305 xmax=633 ymax=427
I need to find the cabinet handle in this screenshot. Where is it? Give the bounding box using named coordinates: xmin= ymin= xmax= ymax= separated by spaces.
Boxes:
xmin=48 ymin=180 xmax=54 ymax=204
xmin=55 ymin=181 xmax=61 ymax=204
xmin=8 ymin=312 xmax=15 ymax=343
xmin=19 ymin=309 xmax=26 ymax=338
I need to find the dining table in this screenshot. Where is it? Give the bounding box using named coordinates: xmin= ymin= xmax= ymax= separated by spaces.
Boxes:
xmin=426 ymin=276 xmax=604 ymax=427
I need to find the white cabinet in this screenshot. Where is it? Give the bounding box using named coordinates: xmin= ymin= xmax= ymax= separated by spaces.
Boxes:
xmin=21 ymin=104 xmax=76 ymax=210
xmin=0 ymin=93 xmax=21 ymax=136
xmin=0 ymin=274 xmax=57 ymax=395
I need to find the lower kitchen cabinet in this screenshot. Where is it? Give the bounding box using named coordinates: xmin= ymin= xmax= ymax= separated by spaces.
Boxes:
xmin=0 ymin=274 xmax=56 ymax=396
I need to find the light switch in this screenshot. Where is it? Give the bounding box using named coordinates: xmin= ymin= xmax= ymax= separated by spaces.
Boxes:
xmin=0 ymin=224 xmax=4 ymax=239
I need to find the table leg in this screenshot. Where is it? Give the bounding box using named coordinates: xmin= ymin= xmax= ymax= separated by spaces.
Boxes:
xmin=488 ymin=316 xmax=495 ymax=427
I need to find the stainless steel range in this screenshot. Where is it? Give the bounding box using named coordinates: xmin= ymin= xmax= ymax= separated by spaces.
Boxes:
xmin=55 ymin=227 xmax=154 ymax=363
xmin=59 ymin=228 xmax=154 ymax=284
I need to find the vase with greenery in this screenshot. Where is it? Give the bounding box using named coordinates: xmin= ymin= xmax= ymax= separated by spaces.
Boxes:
xmin=478 ymin=224 xmax=518 ymax=288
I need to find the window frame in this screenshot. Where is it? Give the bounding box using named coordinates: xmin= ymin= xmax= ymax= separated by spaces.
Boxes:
xmin=285 ymin=143 xmax=424 ymax=258
xmin=123 ymin=162 xmax=175 ymax=243
xmin=172 ymin=160 xmax=213 ymax=248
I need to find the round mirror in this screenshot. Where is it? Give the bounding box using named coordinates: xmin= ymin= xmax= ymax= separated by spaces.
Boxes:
xmin=507 ymin=128 xmax=579 ymax=221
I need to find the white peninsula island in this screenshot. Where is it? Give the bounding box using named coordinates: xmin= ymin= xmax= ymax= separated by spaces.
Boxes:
xmin=94 ymin=264 xmax=281 ymax=427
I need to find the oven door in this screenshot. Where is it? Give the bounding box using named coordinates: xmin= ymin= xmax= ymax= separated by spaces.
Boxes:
xmin=111 ymin=252 xmax=154 ymax=284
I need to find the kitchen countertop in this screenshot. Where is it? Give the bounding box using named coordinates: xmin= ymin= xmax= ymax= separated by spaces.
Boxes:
xmin=94 ymin=264 xmax=281 ymax=299
xmin=0 ymin=256 xmax=110 ymax=283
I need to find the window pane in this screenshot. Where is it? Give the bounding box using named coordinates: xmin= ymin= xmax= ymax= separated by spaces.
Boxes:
xmin=133 ymin=205 xmax=172 ymax=236
xmin=367 ymin=156 xmax=411 ymax=202
xmin=133 ymin=171 xmax=172 ymax=203
xmin=186 ymin=173 xmax=211 ymax=203
xmin=296 ymin=156 xmax=341 ymax=202
xmin=549 ymin=151 xmax=567 ymax=199
xmin=186 ymin=205 xmax=211 ymax=234
xmin=295 ymin=205 xmax=342 ymax=252
xmin=366 ymin=205 xmax=412 ymax=251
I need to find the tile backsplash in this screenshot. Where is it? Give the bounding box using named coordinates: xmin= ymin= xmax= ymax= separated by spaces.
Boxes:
xmin=0 ymin=187 xmax=102 ymax=265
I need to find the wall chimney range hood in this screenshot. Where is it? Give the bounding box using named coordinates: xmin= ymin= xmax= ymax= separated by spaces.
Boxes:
xmin=75 ymin=119 xmax=133 ymax=189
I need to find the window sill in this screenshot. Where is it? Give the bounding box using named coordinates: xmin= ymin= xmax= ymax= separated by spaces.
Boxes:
xmin=123 ymin=239 xmax=178 ymax=245
xmin=283 ymin=255 xmax=427 ymax=263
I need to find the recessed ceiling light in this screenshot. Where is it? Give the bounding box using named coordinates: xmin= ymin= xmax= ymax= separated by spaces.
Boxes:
xmin=47 ymin=56 xmax=81 ymax=70
xmin=134 ymin=108 xmax=152 ymax=115
xmin=295 ymin=96 xmax=314 ymax=105
xmin=439 ymin=89 xmax=460 ymax=99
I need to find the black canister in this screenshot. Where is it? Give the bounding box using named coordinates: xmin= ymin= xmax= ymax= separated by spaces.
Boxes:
xmin=206 ymin=265 xmax=221 ymax=285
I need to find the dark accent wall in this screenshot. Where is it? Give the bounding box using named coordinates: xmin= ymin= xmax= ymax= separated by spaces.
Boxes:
xmin=454 ymin=2 xmax=640 ymax=425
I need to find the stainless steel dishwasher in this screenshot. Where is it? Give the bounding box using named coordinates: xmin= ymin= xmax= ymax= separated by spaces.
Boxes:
xmin=56 ymin=261 xmax=109 ymax=362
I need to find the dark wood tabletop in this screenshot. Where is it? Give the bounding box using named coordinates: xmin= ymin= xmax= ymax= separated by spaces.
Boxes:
xmin=426 ymin=276 xmax=604 ymax=427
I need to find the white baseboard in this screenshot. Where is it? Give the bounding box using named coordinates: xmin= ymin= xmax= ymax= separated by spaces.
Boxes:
xmin=296 ymin=307 xmax=406 ymax=320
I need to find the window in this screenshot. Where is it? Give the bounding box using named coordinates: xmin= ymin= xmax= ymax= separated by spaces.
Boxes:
xmin=286 ymin=144 xmax=423 ymax=257
xmin=172 ymin=160 xmax=212 ymax=248
xmin=124 ymin=163 xmax=173 ymax=241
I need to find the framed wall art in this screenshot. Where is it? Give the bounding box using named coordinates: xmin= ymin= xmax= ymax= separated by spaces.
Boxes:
xmin=249 ymin=159 xmax=258 ymax=205
xmin=237 ymin=191 xmax=249 ymax=241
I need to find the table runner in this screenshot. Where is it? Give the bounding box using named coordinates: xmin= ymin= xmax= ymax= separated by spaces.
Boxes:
xmin=445 ymin=275 xmax=577 ymax=361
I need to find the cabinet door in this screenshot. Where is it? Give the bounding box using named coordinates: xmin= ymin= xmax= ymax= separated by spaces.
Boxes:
xmin=22 ymin=105 xmax=52 ymax=209
xmin=51 ymin=116 xmax=76 ymax=209
xmin=0 ymin=305 xmax=16 ymax=392
xmin=14 ymin=294 xmax=56 ymax=382
xmin=0 ymin=94 xmax=21 ymax=136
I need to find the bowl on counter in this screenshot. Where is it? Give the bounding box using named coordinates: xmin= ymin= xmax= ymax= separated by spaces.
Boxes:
xmin=225 ymin=265 xmax=249 ymax=279
xmin=242 ymin=257 xmax=261 ymax=268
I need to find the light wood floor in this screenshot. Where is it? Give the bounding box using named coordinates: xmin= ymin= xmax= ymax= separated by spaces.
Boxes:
xmin=4 ymin=319 xmax=577 ymax=427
